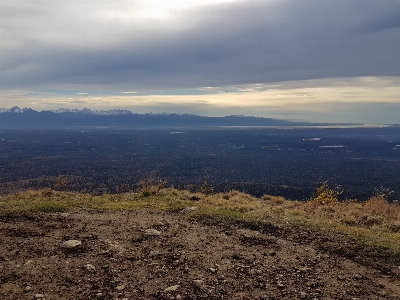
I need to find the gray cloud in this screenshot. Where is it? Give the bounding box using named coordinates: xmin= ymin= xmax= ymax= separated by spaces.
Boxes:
xmin=1 ymin=0 xmax=400 ymax=93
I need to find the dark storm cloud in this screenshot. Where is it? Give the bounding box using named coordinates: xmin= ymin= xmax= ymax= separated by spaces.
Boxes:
xmin=1 ymin=0 xmax=400 ymax=92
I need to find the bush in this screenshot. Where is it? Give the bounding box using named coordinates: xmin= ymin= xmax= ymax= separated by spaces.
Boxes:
xmin=309 ymin=181 xmax=341 ymax=205
xmin=139 ymin=177 xmax=167 ymax=196
xmin=198 ymin=181 xmax=214 ymax=195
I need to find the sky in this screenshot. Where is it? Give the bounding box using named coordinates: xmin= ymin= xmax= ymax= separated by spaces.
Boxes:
xmin=1 ymin=0 xmax=400 ymax=123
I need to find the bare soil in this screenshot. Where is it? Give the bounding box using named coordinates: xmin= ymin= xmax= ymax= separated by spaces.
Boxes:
xmin=1 ymin=209 xmax=399 ymax=300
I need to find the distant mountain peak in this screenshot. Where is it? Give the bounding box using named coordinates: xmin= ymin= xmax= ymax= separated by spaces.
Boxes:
xmin=0 ymin=106 xmax=308 ymax=128
xmin=48 ymin=108 xmax=133 ymax=115
xmin=0 ymin=106 xmax=35 ymax=114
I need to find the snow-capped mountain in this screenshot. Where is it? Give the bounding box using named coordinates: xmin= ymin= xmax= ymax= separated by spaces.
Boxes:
xmin=48 ymin=108 xmax=133 ymax=115
xmin=0 ymin=106 xmax=305 ymax=128
xmin=0 ymin=106 xmax=35 ymax=114
xmin=0 ymin=107 xmax=133 ymax=115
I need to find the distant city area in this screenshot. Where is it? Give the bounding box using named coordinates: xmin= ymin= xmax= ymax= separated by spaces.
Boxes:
xmin=1 ymin=126 xmax=399 ymax=201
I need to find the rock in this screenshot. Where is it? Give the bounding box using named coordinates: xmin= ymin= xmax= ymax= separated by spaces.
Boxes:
xmin=268 ymin=250 xmax=277 ymax=256
xmin=180 ymin=206 xmax=198 ymax=214
xmin=149 ymin=250 xmax=162 ymax=257
xmin=337 ymin=275 xmax=346 ymax=281
xmin=95 ymin=292 xmax=103 ymax=298
xmin=298 ymin=267 xmax=310 ymax=273
xmin=115 ymin=285 xmax=126 ymax=291
xmin=164 ymin=285 xmax=180 ymax=292
xmin=85 ymin=263 xmax=96 ymax=271
xmin=193 ymin=280 xmax=205 ymax=288
xmin=353 ymin=274 xmax=363 ymax=280
xmin=60 ymin=240 xmax=82 ymax=249
xmin=35 ymin=294 xmax=45 ymax=299
xmin=24 ymin=286 xmax=32 ymax=292
xmin=144 ymin=229 xmax=161 ymax=236
xmin=23 ymin=260 xmax=33 ymax=266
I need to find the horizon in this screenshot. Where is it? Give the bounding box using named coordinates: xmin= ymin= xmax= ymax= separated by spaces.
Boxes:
xmin=2 ymin=106 xmax=397 ymax=127
xmin=1 ymin=1 xmax=400 ymax=124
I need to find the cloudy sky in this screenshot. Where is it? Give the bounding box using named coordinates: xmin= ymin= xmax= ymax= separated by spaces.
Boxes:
xmin=1 ymin=0 xmax=400 ymax=123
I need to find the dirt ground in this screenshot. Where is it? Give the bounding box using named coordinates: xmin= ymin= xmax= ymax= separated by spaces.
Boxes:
xmin=1 ymin=209 xmax=399 ymax=300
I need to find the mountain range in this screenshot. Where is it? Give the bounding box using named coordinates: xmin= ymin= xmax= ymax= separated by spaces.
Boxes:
xmin=0 ymin=106 xmax=309 ymax=128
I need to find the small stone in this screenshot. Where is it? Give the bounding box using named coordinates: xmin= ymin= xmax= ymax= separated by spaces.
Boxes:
xmin=268 ymin=250 xmax=277 ymax=256
xmin=144 ymin=229 xmax=161 ymax=236
xmin=176 ymin=295 xmax=183 ymax=300
xmin=180 ymin=206 xmax=198 ymax=214
xmin=95 ymin=292 xmax=103 ymax=298
xmin=35 ymin=294 xmax=45 ymax=299
xmin=23 ymin=260 xmax=33 ymax=266
xmin=299 ymin=267 xmax=310 ymax=273
xmin=115 ymin=285 xmax=126 ymax=291
xmin=24 ymin=286 xmax=32 ymax=292
xmin=353 ymin=274 xmax=363 ymax=280
xmin=209 ymin=268 xmax=216 ymax=273
xmin=193 ymin=280 xmax=204 ymax=288
xmin=164 ymin=285 xmax=180 ymax=292
xmin=149 ymin=251 xmax=161 ymax=257
xmin=60 ymin=240 xmax=82 ymax=249
xmin=85 ymin=264 xmax=96 ymax=271
xmin=300 ymin=292 xmax=308 ymax=299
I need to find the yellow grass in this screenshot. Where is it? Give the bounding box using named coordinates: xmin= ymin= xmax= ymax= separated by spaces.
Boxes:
xmin=1 ymin=188 xmax=399 ymax=256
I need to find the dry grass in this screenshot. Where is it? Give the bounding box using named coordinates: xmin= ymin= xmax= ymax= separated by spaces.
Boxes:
xmin=1 ymin=187 xmax=400 ymax=255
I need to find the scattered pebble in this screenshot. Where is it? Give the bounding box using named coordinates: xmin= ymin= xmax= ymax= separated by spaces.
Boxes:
xmin=24 ymin=286 xmax=32 ymax=292
xmin=23 ymin=260 xmax=33 ymax=266
xmin=85 ymin=263 xmax=96 ymax=271
xmin=298 ymin=267 xmax=310 ymax=273
xmin=144 ymin=229 xmax=161 ymax=236
xmin=193 ymin=280 xmax=204 ymax=288
xmin=35 ymin=294 xmax=45 ymax=299
xmin=164 ymin=285 xmax=180 ymax=292
xmin=60 ymin=240 xmax=82 ymax=249
xmin=180 ymin=206 xmax=198 ymax=214
xmin=299 ymin=292 xmax=308 ymax=299
xmin=115 ymin=285 xmax=126 ymax=291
